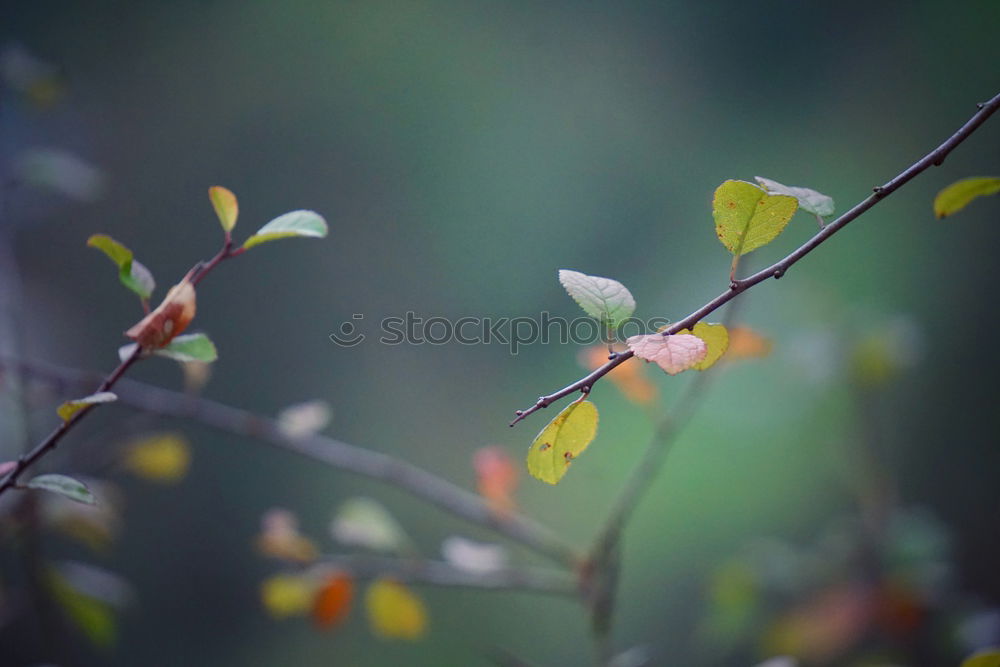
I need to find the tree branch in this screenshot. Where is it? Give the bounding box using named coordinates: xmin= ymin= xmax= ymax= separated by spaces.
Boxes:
xmin=510 ymin=91 xmax=1000 ymax=426
xmin=313 ymin=554 xmax=577 ymax=596
xmin=0 ymin=358 xmax=582 ymax=569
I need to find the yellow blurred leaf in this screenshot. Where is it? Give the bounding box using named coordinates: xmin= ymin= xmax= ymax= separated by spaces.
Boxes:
xmin=677 ymin=322 xmax=729 ymax=371
xmin=123 ymin=433 xmax=191 ymax=483
xmin=580 ymin=346 xmax=658 ymax=405
xmin=365 ymin=578 xmax=428 ymax=640
xmin=526 ymin=400 xmax=598 ymax=485
xmin=933 ymin=177 xmax=1000 ymax=218
xmin=208 ymin=185 xmax=239 ymax=232
xmin=261 ymin=574 xmax=314 ymax=619
xmin=962 ymin=650 xmax=1000 ymax=667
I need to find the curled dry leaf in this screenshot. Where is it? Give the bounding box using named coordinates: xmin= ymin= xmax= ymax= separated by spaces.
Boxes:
xmin=627 ymin=333 xmax=707 ymax=375
xmin=125 ymin=277 xmax=196 ymax=349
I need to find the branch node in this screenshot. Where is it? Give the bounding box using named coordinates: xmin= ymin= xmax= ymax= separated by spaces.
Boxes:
xmin=773 ymin=267 xmax=785 ymax=279
xmin=580 ymin=385 xmax=591 ymax=395
xmin=978 ymin=101 xmax=986 ymax=109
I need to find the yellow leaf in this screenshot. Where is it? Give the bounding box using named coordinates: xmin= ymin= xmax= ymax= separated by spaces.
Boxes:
xmin=124 ymin=433 xmax=191 ymax=483
xmin=677 ymin=322 xmax=729 ymax=371
xmin=526 ymin=400 xmax=599 ymax=485
xmin=933 ymin=177 xmax=1000 ymax=218
xmin=209 ymin=185 xmax=239 ymax=232
xmin=57 ymin=392 xmax=117 ymax=422
xmin=365 ymin=578 xmax=428 ymax=640
xmin=261 ymin=574 xmax=314 ymax=618
xmin=713 ymin=180 xmax=798 ymax=256
xmin=962 ymin=650 xmax=1000 ymax=667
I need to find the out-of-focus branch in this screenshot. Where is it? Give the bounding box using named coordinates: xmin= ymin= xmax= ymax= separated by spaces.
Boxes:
xmin=315 ymin=554 xmax=577 ymax=596
xmin=0 ymin=358 xmax=582 ymax=569
xmin=511 ymin=91 xmax=1000 ymax=426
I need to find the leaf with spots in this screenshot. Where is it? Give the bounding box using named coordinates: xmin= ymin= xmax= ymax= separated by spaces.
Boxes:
xmin=365 ymin=578 xmax=428 ymax=640
xmin=713 ymin=180 xmax=798 ymax=256
xmin=558 ymin=270 xmax=636 ymax=329
xmin=676 ymin=322 xmax=729 ymax=371
xmin=627 ymin=333 xmax=707 ymax=375
xmin=933 ymin=177 xmax=1000 ymax=218
xmin=208 ymin=185 xmax=238 ymax=232
xmin=526 ymin=399 xmax=598 ymax=485
xmin=755 ymin=176 xmax=835 ymax=218
xmin=243 ymin=210 xmax=328 ymax=249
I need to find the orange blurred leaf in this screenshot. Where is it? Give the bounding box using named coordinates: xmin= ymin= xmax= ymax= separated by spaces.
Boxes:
xmin=580 ymin=346 xmax=658 ymax=405
xmin=312 ymin=572 xmax=354 ymax=629
xmin=473 ymin=446 xmax=518 ymax=514
xmin=724 ymin=326 xmax=772 ymax=361
xmin=256 ymin=508 xmax=318 ymax=563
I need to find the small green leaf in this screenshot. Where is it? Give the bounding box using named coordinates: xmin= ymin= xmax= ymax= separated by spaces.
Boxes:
xmin=558 ymin=270 xmax=636 ymax=329
xmin=87 ymin=234 xmax=155 ymax=299
xmin=57 ymin=392 xmax=117 ymax=422
xmin=47 ymin=567 xmax=116 ymax=647
xmin=961 ymin=650 xmax=1000 ymax=667
xmin=754 ymin=176 xmax=835 ymax=218
xmin=209 ymin=185 xmax=239 ymax=232
xmin=713 ymin=180 xmax=798 ymax=256
xmin=243 ymin=210 xmax=327 ymax=249
xmin=157 ymin=333 xmax=218 ymax=362
xmin=933 ymin=177 xmax=1000 ymax=218
xmin=527 ymin=400 xmax=599 ymax=485
xmin=27 ymin=474 xmax=96 ymax=505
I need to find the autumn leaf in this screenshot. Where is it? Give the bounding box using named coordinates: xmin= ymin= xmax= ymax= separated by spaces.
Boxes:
xmin=312 ymin=572 xmax=354 ymax=629
xmin=627 ymin=333 xmax=707 ymax=375
xmin=713 ymin=180 xmax=798 ymax=256
xmin=724 ymin=326 xmax=773 ymax=361
xmin=365 ymin=578 xmax=428 ymax=640
xmin=125 ymin=277 xmax=197 ymax=349
xmin=208 ymin=185 xmax=238 ymax=232
xmin=580 ymin=345 xmax=658 ymax=405
xmin=473 ymin=446 xmax=518 ymax=514
xmin=676 ymin=322 xmax=729 ymax=371
xmin=526 ymin=400 xmax=599 ymax=485
xmin=261 ymin=574 xmax=314 ymax=619
xmin=962 ymin=650 xmax=1000 ymax=667
xmin=755 ymin=176 xmax=835 ymax=218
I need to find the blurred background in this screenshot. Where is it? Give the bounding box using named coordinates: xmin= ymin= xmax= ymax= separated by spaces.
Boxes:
xmin=2 ymin=1 xmax=999 ymax=665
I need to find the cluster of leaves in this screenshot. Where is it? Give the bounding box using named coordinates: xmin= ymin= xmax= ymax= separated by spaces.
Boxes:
xmin=527 ymin=177 xmax=833 ymax=485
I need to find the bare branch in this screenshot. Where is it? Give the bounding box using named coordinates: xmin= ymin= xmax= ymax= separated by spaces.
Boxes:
xmin=511 ymin=91 xmax=1000 ymax=425
xmin=1 ymin=358 xmax=582 ymax=569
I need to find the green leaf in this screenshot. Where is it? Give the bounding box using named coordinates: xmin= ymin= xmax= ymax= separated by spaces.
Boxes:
xmin=157 ymin=333 xmax=218 ymax=362
xmin=27 ymin=474 xmax=97 ymax=505
xmin=961 ymin=650 xmax=1000 ymax=667
xmin=558 ymin=270 xmax=636 ymax=329
xmin=243 ymin=210 xmax=327 ymax=249
xmin=119 ymin=333 xmax=217 ymax=364
xmin=209 ymin=185 xmax=239 ymax=232
xmin=47 ymin=567 xmax=116 ymax=647
xmin=933 ymin=177 xmax=1000 ymax=218
xmin=527 ymin=400 xmax=599 ymax=485
xmin=713 ymin=180 xmax=798 ymax=256
xmin=87 ymin=234 xmax=155 ymax=299
xmin=57 ymin=391 xmax=117 ymax=422
xmin=754 ymin=176 xmax=835 ymax=218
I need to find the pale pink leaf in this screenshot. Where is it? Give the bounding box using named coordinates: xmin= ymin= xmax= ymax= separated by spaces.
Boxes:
xmin=627 ymin=333 xmax=707 ymax=375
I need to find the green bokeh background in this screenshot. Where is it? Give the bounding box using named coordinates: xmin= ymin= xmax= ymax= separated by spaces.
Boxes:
xmin=2 ymin=2 xmax=999 ymax=665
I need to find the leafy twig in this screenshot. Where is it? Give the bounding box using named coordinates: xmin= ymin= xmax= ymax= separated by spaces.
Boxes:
xmin=510 ymin=91 xmax=1000 ymax=426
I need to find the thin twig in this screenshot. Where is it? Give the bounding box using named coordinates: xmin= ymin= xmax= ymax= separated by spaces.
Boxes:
xmin=0 ymin=357 xmax=583 ymax=569
xmin=510 ymin=91 xmax=1000 ymax=426
xmin=0 ymin=238 xmax=244 ymax=497
xmin=313 ymin=553 xmax=577 ymax=596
